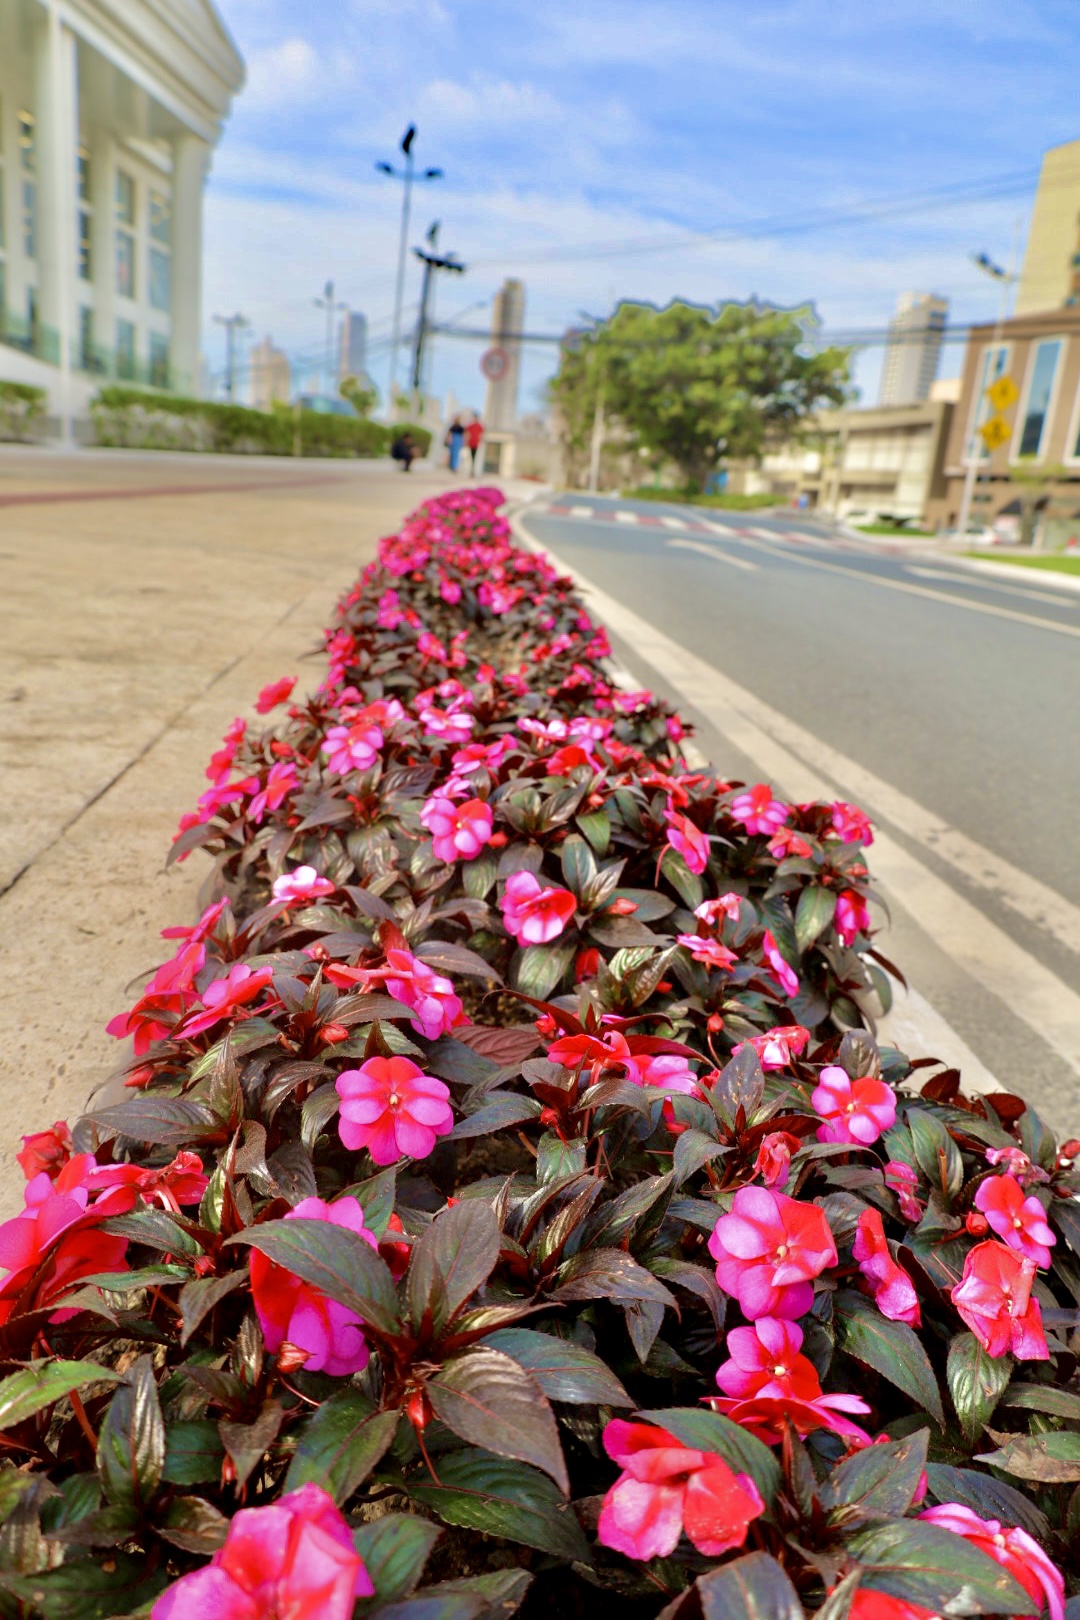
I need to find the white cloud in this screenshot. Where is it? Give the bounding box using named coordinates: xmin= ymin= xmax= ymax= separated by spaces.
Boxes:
xmin=242 ymin=37 xmax=352 ymax=110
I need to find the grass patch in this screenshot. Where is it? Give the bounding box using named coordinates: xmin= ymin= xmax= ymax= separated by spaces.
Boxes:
xmin=968 ymin=550 xmax=1080 ymax=575
xmin=623 ymin=486 xmax=781 ymax=511
xmin=856 ymin=522 xmax=934 ymax=537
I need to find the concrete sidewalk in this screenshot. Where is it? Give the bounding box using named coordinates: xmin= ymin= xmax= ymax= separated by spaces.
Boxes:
xmin=0 ymin=451 xmax=515 ymax=1215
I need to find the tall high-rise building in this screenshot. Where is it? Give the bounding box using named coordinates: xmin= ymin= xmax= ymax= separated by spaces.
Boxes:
xmin=878 ymin=293 xmax=948 ymax=406
xmin=483 ymin=278 xmax=525 ymax=431
xmin=249 ymin=335 xmax=290 ymax=410
xmin=1015 ymin=139 xmax=1080 ymax=314
xmin=338 ymin=311 xmax=368 ymax=382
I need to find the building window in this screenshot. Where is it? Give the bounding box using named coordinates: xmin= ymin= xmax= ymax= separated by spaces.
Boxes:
xmin=116 ymin=317 xmax=136 ymax=379
xmin=77 ymin=146 xmax=91 ymax=280
xmin=149 ymin=190 xmax=170 ymax=245
xmin=18 ymin=111 xmax=35 ymax=173
xmin=22 ymin=179 xmax=36 ymax=259
xmin=78 ymin=306 xmax=94 ymax=371
xmin=115 ymin=170 xmax=135 ymax=298
xmin=149 ymin=331 xmax=169 ymax=387
xmin=149 ymin=248 xmax=170 ymax=311
xmin=115 ymin=170 xmax=134 ymax=225
xmin=1018 ymin=339 xmax=1062 ymax=458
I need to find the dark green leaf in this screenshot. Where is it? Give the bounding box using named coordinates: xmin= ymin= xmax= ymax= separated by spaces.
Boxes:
xmin=410 ymin=1449 xmax=590 ymax=1561
xmin=163 ymin=1419 xmax=225 ymax=1486
xmin=924 ymin=1464 xmax=1050 ymax=1543
xmin=483 ymin=1329 xmax=632 ymax=1405
xmin=0 ymin=1361 xmax=121 ymax=1433
xmin=352 ymin=1513 xmax=442 ymax=1604
xmin=285 ymin=1389 xmax=397 ymax=1501
xmin=178 ymin=1269 xmax=250 ymax=1348
xmin=98 ymin=1208 xmax=203 ymax=1256
xmin=84 ymin=1097 xmax=219 ymax=1146
xmin=408 ymin=1199 xmax=500 ymax=1335
xmin=715 ymin=1045 xmax=765 ymax=1124
xmin=976 ymin=1429 xmax=1080 ymax=1482
xmin=637 ymin=1408 xmax=779 ymax=1506
xmin=0 ymin=1555 xmax=167 ymax=1620
xmin=159 ymin=1494 xmax=230 ymax=1554
xmin=560 ymin=833 xmax=598 ymax=896
xmin=553 ymin=1248 xmax=675 ymax=1310
xmin=673 ymin=1128 xmax=729 ymax=1184
xmin=219 ymin=1399 xmax=284 ymax=1488
xmin=822 ymin=1430 xmax=929 ymax=1520
xmin=849 ymin=1519 xmax=1038 ymax=1615
xmin=536 ymin=1131 xmax=588 ymax=1185
xmin=463 ymin=851 xmax=498 ymax=899
xmin=947 ymin=1333 xmax=1012 ymax=1446
xmin=510 ymin=942 xmax=576 ymax=1000
xmin=96 ymin=1355 xmax=165 ymax=1511
xmin=301 ymin=1083 xmax=341 ymax=1150
xmin=373 ymin=1568 xmax=532 ymax=1620
xmin=73 ymin=1265 xmax=189 ymax=1294
xmin=228 ymin=1216 xmax=400 ymax=1337
xmin=449 ymin=1096 xmax=542 ymax=1140
xmin=906 ymin=1108 xmax=963 ymax=1203
xmin=834 ymin=1290 xmax=944 ymax=1427
xmin=795 ymin=884 xmax=836 ymax=952
xmin=340 ymin=1166 xmax=398 ymax=1237
xmin=697 ymin=1552 xmax=804 ymax=1620
xmin=576 ymin=810 xmax=611 ymax=856
xmin=428 ymin=1349 xmax=568 ymax=1493
xmin=1001 ymin=1382 xmax=1080 ymax=1421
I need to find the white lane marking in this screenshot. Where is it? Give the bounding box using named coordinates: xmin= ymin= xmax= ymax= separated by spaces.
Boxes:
xmin=513 ymin=514 xmax=1080 ymax=1099
xmin=614 ymin=510 xmax=637 ymax=523
xmin=660 ymin=516 xmax=686 ymax=529
xmin=568 ymin=505 xmax=595 ymax=518
xmin=906 ymin=564 xmax=1080 ymax=608
xmin=668 ymin=538 xmax=759 ymax=572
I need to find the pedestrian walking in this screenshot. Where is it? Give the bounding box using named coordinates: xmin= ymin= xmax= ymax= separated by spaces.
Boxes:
xmin=445 ymin=417 xmax=465 ymax=473
xmin=391 ymin=430 xmax=417 ymax=472
xmin=466 ymin=417 xmax=484 ymax=475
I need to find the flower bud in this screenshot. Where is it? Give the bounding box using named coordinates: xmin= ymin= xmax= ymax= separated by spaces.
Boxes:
xmin=318 ymin=1023 xmax=350 ymax=1045
xmin=277 ymin=1341 xmax=312 ymax=1373
xmin=965 ymin=1210 xmax=989 ymax=1236
xmin=406 ymin=1390 xmax=431 ymax=1431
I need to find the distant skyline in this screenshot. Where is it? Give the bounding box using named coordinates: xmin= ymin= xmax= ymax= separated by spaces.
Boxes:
xmin=206 ymin=0 xmax=1080 ymax=413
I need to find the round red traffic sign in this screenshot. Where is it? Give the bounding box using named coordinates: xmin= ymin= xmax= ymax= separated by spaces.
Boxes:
xmin=480 ymin=346 xmax=509 ymax=381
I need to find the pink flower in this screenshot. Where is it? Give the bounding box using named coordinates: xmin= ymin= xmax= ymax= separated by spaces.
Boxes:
xmin=248 ymin=761 xmax=298 ymax=823
xmin=255 ymin=675 xmax=297 ymax=713
xmin=80 ymin=1151 xmax=208 ymax=1214
xmin=597 ymin=1419 xmax=763 ymax=1562
xmin=739 ymin=1025 xmax=810 ymax=1071
xmin=664 ymin=810 xmax=709 ymax=875
xmin=918 ymin=1504 xmax=1063 ymax=1620
xmin=767 ymin=825 xmax=813 ymax=859
xmin=761 ymin=930 xmax=799 ymax=998
xmin=0 ymin=1162 xmax=129 ymax=1325
xmin=272 ymin=865 xmax=336 ymax=905
xmin=251 ymin=1197 xmax=377 ymax=1375
xmin=754 ymin=1131 xmax=801 ymax=1188
xmin=973 ymin=1174 xmax=1056 ymax=1269
xmin=715 ymin=1317 xmax=821 ymax=1401
xmin=695 ymin=893 xmax=742 ymax=927
xmin=16 ymin=1122 xmax=72 ymax=1182
xmin=625 ymin=1052 xmax=700 ymax=1095
xmin=708 ymin=1187 xmax=837 ymax=1320
xmin=835 ymin=888 xmax=872 ymax=946
xmin=160 ymin=898 xmax=229 ymax=945
xmin=852 ymin=1208 xmax=921 ymax=1326
xmin=420 ymin=795 xmax=494 ymax=863
xmin=324 ymin=716 xmax=384 ymax=774
xmin=206 ymin=717 xmax=246 ymax=783
xmin=152 ymin=1484 xmax=374 ymax=1620
xmin=362 ymin=947 xmax=466 ymax=1040
xmin=676 ymin=934 xmax=737 ymax=971
xmin=951 ymin=1240 xmax=1049 ymax=1360
xmin=731 ymin=784 xmax=788 ymax=837
xmin=885 ymin=1160 xmax=924 ymax=1222
xmin=176 ymin=963 xmax=275 ymax=1040
xmin=811 ymin=1065 xmax=896 ymax=1145
xmin=501 ymin=870 xmax=577 ymax=944
xmin=830 ymin=801 xmax=873 ymax=845
xmin=420 ymin=705 xmax=475 ymax=746
xmin=336 ymin=1056 xmax=454 ymax=1165
xmin=440 ymin=577 xmax=462 ymax=604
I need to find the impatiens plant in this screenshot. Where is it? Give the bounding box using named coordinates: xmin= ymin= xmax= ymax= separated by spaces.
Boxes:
xmin=0 ymin=487 xmax=1078 ymax=1620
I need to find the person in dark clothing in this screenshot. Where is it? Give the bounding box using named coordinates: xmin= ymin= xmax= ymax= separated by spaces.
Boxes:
xmin=445 ymin=417 xmax=465 ymax=472
xmin=391 ymin=431 xmax=417 ymax=471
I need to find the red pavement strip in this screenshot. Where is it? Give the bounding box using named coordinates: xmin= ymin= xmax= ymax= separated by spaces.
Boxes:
xmin=0 ymin=471 xmax=354 ymax=510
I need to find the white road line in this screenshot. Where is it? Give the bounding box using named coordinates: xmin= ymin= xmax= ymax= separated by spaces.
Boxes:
xmin=660 ymin=516 xmax=686 ymax=529
xmin=568 ymin=505 xmax=595 ymax=518
xmin=512 ymin=513 xmax=1080 ymax=1100
xmin=906 ymin=564 xmax=1080 ymax=608
xmin=614 ymin=510 xmax=637 ymax=524
xmin=668 ymin=538 xmax=759 ymax=572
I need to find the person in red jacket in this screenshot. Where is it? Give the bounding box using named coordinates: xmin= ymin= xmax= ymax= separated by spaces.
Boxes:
xmin=465 ymin=417 xmax=484 ymax=475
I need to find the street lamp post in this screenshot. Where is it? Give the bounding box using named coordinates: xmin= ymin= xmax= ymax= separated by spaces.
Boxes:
xmin=412 ymin=223 xmax=465 ymax=397
xmin=956 ymin=239 xmax=1020 ymax=540
xmin=314 ymin=281 xmax=346 ymax=397
xmin=377 ymin=125 xmax=442 ymax=415
xmin=213 ymin=312 xmax=249 ymax=401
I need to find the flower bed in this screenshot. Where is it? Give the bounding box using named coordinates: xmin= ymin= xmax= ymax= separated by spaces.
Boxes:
xmin=0 ymin=488 xmax=1076 ymax=1620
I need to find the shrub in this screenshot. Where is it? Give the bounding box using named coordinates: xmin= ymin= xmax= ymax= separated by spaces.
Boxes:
xmin=0 ymin=488 xmax=1075 ymax=1620
xmin=90 ymin=388 xmax=392 ymax=458
xmin=0 ymin=379 xmax=47 ymax=442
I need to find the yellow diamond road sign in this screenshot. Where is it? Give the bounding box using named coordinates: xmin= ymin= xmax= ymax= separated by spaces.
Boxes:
xmin=979 ymin=413 xmax=1011 ymax=451
xmin=986 ymin=375 xmax=1019 ymax=411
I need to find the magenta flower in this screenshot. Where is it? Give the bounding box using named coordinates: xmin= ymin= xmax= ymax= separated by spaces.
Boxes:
xmin=739 ymin=1024 xmax=810 ymax=1071
xmin=830 ymin=801 xmax=874 ymax=845
xmin=248 ymin=761 xmax=298 ymax=824
xmin=730 ymin=783 xmax=789 ymax=837
xmin=885 ymin=1159 xmax=924 ymax=1222
xmin=918 ymin=1504 xmax=1063 ymax=1620
xmin=175 ymin=963 xmax=275 ymax=1040
xmin=974 ymin=1173 xmax=1056 ymax=1268
xmin=811 ymin=1065 xmax=896 ymax=1145
xmin=715 ymin=1317 xmax=821 ymax=1401
xmin=676 ymin=934 xmax=737 ymax=971
xmin=767 ymin=825 xmax=813 ymax=859
xmin=951 ymin=1240 xmax=1049 ymax=1360
xmin=664 ymin=809 xmax=709 ymax=875
xmin=336 ymin=1056 xmax=454 ymax=1164
xmin=420 ymin=704 xmax=475 ymax=745
xmin=254 ymin=675 xmax=297 ymax=714
xmin=835 ymin=888 xmax=872 ymax=946
xmin=324 ymin=716 xmax=384 ymax=774
xmin=272 ymin=865 xmax=336 ymax=904
xmin=708 ymin=1187 xmax=837 ymax=1320
xmin=761 ymin=930 xmax=799 ymax=998
xmin=695 ymin=893 xmax=742 ymax=927
xmin=852 ymin=1208 xmax=921 ymax=1326
xmin=597 ymin=1419 xmax=763 ymax=1562
xmin=152 ymin=1484 xmax=374 ymax=1620
xmin=501 ymin=870 xmax=577 ymax=944
xmin=363 ymin=947 xmax=466 ymax=1039
xmin=250 ymin=1197 xmax=377 ymax=1376
xmin=625 ymin=1051 xmax=700 ymax=1095
xmin=753 ymin=1131 xmax=801 ymax=1188
xmin=420 ymin=794 xmax=494 ymax=863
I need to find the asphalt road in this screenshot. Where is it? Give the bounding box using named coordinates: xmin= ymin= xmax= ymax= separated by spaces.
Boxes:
xmin=519 ymin=493 xmax=1080 ymax=1124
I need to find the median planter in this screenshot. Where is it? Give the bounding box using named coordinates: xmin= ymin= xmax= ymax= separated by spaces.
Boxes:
xmin=0 ymin=489 xmax=1074 ymax=1620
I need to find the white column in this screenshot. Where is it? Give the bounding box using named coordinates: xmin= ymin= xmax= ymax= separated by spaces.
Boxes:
xmin=170 ymin=132 xmax=209 ymax=396
xmin=34 ymin=2 xmax=79 ymax=430
xmin=88 ymin=127 xmax=115 ymax=371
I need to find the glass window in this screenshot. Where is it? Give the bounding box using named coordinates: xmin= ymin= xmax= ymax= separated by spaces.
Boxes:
xmin=115 ymin=317 xmax=136 ymax=379
xmin=115 ymin=229 xmax=135 ymax=298
xmin=149 ymin=331 xmax=169 ymax=388
xmin=17 ymin=111 xmax=34 ymax=173
xmin=149 ymin=247 xmax=170 ymax=311
xmin=115 ymin=170 xmax=135 ymax=225
xmin=22 ymin=178 xmax=36 ymax=258
xmin=78 ymin=209 xmax=91 ymax=280
xmin=1019 ymin=340 xmax=1062 ymax=457
xmin=77 ymin=147 xmax=90 ymax=202
xmin=149 ymin=191 xmax=170 ymax=245
xmin=78 ymin=306 xmax=94 ymax=371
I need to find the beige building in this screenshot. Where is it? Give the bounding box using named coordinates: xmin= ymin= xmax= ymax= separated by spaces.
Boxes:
xmin=1015 ymin=139 xmax=1080 ymax=316
xmin=0 ymin=0 xmax=243 ymax=428
xmin=819 ymin=397 xmax=954 ymax=521
xmin=249 ymin=334 xmax=289 ymax=410
xmin=879 ymin=292 xmax=948 ymax=406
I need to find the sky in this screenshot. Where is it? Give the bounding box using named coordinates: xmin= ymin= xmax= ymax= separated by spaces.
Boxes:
xmin=205 ymin=0 xmax=1080 ymax=416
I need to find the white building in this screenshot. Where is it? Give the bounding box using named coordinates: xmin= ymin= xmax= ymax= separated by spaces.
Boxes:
xmin=879 ymin=292 xmax=948 ymax=406
xmin=0 ymin=0 xmax=244 ymax=429
xmin=249 ymin=334 xmax=289 ymax=411
xmin=338 ymin=309 xmax=368 ymax=383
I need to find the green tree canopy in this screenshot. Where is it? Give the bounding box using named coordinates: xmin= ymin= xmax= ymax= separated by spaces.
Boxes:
xmin=549 ymin=298 xmax=851 ymax=490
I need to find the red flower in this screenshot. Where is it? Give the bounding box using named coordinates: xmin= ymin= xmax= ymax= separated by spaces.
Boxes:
xmin=0 ymin=1163 xmax=129 ymax=1324
xmin=761 ymin=930 xmax=799 ymax=998
xmin=812 ymin=1065 xmax=896 ymax=1145
xmin=16 ymin=1122 xmax=72 ymax=1182
xmin=919 ymin=1503 xmax=1063 ymax=1620
xmin=753 ymin=1131 xmax=801 ymax=1189
xmin=738 ymin=1024 xmax=810 ymax=1071
xmin=176 ymin=964 xmax=275 ymax=1040
xmin=846 ymin=1594 xmax=935 ymax=1620
xmin=708 ymin=1187 xmax=837 ymax=1320
xmin=830 ymin=801 xmax=874 ymax=845
xmin=80 ymin=1151 xmax=208 ymax=1214
xmin=852 ymin=1208 xmax=921 ymax=1326
xmin=501 ymin=871 xmax=577 ymax=944
xmin=251 ymin=1198 xmax=378 ymax=1377
xmin=951 ymin=1240 xmax=1049 ymax=1360
xmin=676 ymin=934 xmax=737 ymax=971
xmin=255 ymin=675 xmax=297 ymax=713
xmin=730 ymin=783 xmax=788 ymax=837
xmin=835 ymin=888 xmax=872 ymax=946
xmin=596 ymin=1419 xmax=763 ymax=1562
xmin=575 ymin=948 xmax=601 ymax=982
xmin=973 ymin=1173 xmax=1056 ymax=1268
xmin=715 ymin=1317 xmax=820 ymax=1401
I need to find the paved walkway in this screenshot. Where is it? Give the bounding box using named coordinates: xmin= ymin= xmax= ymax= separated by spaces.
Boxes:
xmin=0 ymin=449 xmax=483 ymax=1215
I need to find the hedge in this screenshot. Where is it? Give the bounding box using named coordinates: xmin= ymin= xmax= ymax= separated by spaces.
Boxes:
xmin=89 ymin=387 xmax=433 ymax=460
xmin=0 ymin=487 xmax=1075 ymax=1620
xmin=0 ymin=379 xmax=47 ymax=442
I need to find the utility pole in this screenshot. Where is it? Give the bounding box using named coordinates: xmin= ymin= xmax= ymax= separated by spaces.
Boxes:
xmin=412 ymin=223 xmax=465 ymax=398
xmin=213 ymin=312 xmax=249 ymax=401
xmin=956 ymin=223 xmax=1022 ymax=538
xmin=314 ymin=281 xmax=347 ymax=397
xmin=587 ymin=386 xmax=606 ymax=492
xmin=377 ymin=126 xmax=443 ymax=415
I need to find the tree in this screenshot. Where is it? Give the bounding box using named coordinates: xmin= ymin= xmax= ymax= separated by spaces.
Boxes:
xmin=549 ymin=299 xmax=851 ymax=492
xmin=340 ymin=374 xmax=378 ymax=418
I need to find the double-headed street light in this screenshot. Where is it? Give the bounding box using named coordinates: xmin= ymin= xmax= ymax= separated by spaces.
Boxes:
xmin=956 ymin=244 xmax=1019 ymax=539
xmin=377 ymin=125 xmax=443 ymax=410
